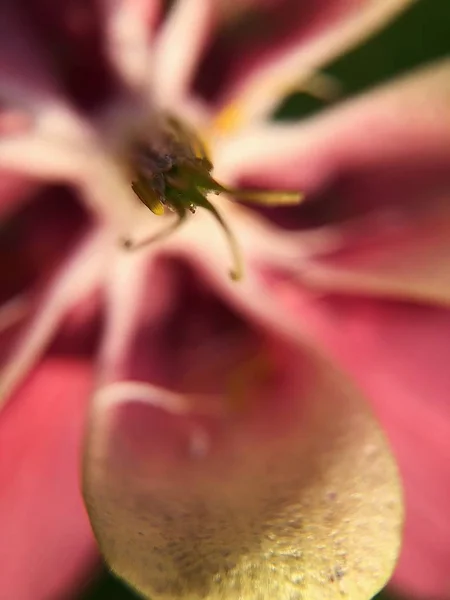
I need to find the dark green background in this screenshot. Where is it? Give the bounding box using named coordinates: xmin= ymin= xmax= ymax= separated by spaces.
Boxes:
xmin=78 ymin=1 xmax=449 ymax=598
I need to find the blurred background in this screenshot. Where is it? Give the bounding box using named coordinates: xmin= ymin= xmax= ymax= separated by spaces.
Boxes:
xmin=77 ymin=0 xmax=450 ymax=597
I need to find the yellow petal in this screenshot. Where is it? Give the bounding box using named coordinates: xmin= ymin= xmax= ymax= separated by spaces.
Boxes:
xmin=83 ymin=340 xmax=402 ymax=600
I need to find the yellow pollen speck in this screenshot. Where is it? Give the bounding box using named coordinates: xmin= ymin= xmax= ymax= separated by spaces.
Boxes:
xmin=213 ymin=101 xmax=244 ymax=135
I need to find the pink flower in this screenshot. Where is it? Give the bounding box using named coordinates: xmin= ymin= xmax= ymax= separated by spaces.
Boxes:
xmin=1 ymin=1 xmax=449 ymax=599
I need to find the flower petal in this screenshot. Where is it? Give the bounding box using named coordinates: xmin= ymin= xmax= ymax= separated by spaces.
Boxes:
xmin=215 ymin=60 xmax=450 ymax=306
xmin=10 ymin=0 xmax=121 ymax=110
xmin=214 ymin=59 xmax=450 ymax=193
xmin=195 ymin=0 xmax=415 ymax=125
xmin=0 ymin=232 xmax=106 ymax=406
xmin=0 ymin=2 xmax=62 ymax=106
xmin=83 ymin=257 xmax=402 ymax=600
xmin=0 ymin=133 xmax=90 ymax=182
xmin=272 ymin=288 xmax=450 ymax=599
xmin=0 ymin=358 xmax=99 ymax=600
xmin=102 ymin=0 xmax=160 ymax=90
xmin=0 ymin=85 xmax=100 ymax=186
xmin=0 ymin=172 xmax=37 ymax=218
xmin=0 ymin=185 xmax=88 ymax=304
xmin=298 ymin=199 xmax=450 ymax=307
xmin=152 ymin=0 xmax=216 ymax=110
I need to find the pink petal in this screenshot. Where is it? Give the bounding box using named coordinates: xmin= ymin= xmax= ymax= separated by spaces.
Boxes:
xmin=298 ymin=200 xmax=450 ymax=307
xmin=152 ymin=0 xmax=216 ymax=109
xmin=215 ymin=59 xmax=450 ymax=197
xmin=271 ymin=282 xmax=450 ymax=599
xmin=0 ymin=358 xmax=99 ymax=600
xmin=0 ymin=2 xmax=62 ymax=104
xmin=0 ymin=185 xmax=88 ymax=304
xmin=0 ymin=113 xmax=95 ymax=184
xmin=8 ymin=0 xmax=121 ymax=110
xmin=194 ymin=0 xmax=414 ymax=123
xmin=0 ymin=172 xmax=37 ymax=218
xmin=102 ymin=0 xmax=161 ymax=90
xmin=215 ymin=60 xmax=450 ymax=306
xmin=0 ymin=230 xmax=106 ymax=405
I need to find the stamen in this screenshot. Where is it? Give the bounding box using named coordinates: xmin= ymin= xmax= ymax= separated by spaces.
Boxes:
xmin=126 ymin=116 xmax=303 ymax=280
xmin=122 ymin=206 xmax=187 ymax=251
xmin=225 ymin=188 xmax=304 ymax=206
xmin=189 ymin=189 xmax=244 ymax=282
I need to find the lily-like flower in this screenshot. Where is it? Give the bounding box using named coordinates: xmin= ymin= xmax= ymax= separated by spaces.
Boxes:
xmin=1 ymin=1 xmax=449 ymax=599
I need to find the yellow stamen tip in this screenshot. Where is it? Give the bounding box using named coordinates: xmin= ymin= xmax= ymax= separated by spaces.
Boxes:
xmin=226 ymin=188 xmax=305 ymax=207
xmin=149 ymin=201 xmax=165 ymax=216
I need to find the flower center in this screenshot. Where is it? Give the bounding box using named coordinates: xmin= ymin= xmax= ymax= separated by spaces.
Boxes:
xmin=123 ymin=115 xmax=303 ymax=280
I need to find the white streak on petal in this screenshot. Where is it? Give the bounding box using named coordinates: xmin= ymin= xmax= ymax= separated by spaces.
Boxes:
xmin=102 ymin=0 xmax=157 ymax=90
xmin=0 ymin=233 xmax=107 ymax=407
xmin=0 ymin=296 xmax=28 ymax=334
xmin=152 ymin=0 xmax=214 ymax=109
xmin=211 ymin=122 xmax=312 ymax=184
xmin=78 ymin=153 xmax=149 ymax=236
xmin=93 ymin=381 xmax=190 ymax=415
xmin=90 ymin=381 xmax=222 ymax=459
xmin=0 ymin=111 xmax=146 ymax=233
xmin=99 ymin=246 xmax=156 ymax=381
xmin=213 ymin=59 xmax=450 ymax=186
xmin=297 ymin=201 xmax=450 ymax=307
xmin=223 ymin=0 xmax=417 ymax=126
xmin=0 ymin=134 xmax=86 ymax=181
xmin=0 ymin=100 xmax=99 ymax=183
